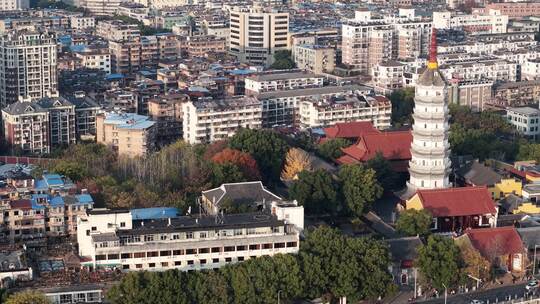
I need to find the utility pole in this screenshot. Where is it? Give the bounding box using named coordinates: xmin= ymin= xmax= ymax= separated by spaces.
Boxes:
xmin=442 ymin=283 xmax=447 ymax=304
xmin=534 ymin=245 xmax=539 ymax=276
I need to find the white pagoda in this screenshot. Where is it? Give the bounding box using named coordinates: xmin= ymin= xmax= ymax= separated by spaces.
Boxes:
xmin=407 ymin=28 xmax=451 ymax=191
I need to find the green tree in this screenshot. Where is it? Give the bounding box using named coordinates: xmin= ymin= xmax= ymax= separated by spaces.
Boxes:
xmin=187 ymin=270 xmax=229 ymax=304
xmin=229 ymin=128 xmax=289 ymax=181
xmin=365 ymin=152 xmax=401 ymax=191
xmin=210 ymin=162 xmax=246 ymax=187
xmin=270 ymin=50 xmax=295 ymax=70
xmin=52 ymin=161 xmax=89 ymax=182
xmin=5 ymin=291 xmax=51 ymax=304
xmin=299 ymin=226 xmax=395 ymax=302
xmin=316 ymin=138 xmax=351 ymax=160
xmin=417 ymin=235 xmax=464 ymax=291
xmin=338 ymin=165 xmax=383 ymax=217
xmin=289 ymin=169 xmax=339 ymax=215
xmin=396 ymin=209 xmax=432 ymax=237
xmin=389 ymin=87 xmax=415 ymax=126
xmin=517 ymin=143 xmax=540 ymax=163
xmin=107 ymin=272 xmax=148 ymax=304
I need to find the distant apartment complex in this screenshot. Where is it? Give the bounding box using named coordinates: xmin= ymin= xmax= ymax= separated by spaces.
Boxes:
xmin=292 ymin=44 xmax=335 ymax=74
xmin=245 ymin=71 xmax=324 ymax=95
xmin=1 ymin=96 xmax=98 ymax=154
xmin=96 ymin=112 xmax=156 ymax=157
xmin=0 ymin=0 xmax=28 ymax=10
xmin=182 ymin=97 xmax=262 ymax=144
xmin=342 ymin=9 xmax=432 ymax=74
xmin=299 ymin=94 xmax=392 ymax=130
xmin=432 ymin=10 xmax=508 ymax=34
xmin=0 ymin=31 xmax=58 ymax=107
xmin=109 ymin=34 xmax=179 ymax=75
xmin=229 ymin=6 xmax=289 ymax=66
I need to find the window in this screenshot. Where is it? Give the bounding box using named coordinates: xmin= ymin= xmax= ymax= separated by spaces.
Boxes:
xmin=224 ymin=246 xmax=235 ymax=252
xmin=122 ymin=265 xmax=129 ymax=270
xmin=86 ymin=230 xmax=90 ymax=236
xmin=211 ymin=247 xmax=221 ymax=253
xmin=160 ymin=235 xmax=167 ymax=240
xmin=134 ymin=252 xmax=145 ymax=258
xmin=262 ymin=243 xmax=273 ymax=249
xmin=172 ymin=234 xmax=180 ymax=240
xmin=238 ymin=256 xmax=244 ymax=261
xmin=212 ymin=258 xmax=219 ymax=263
xmin=121 ymin=253 xmax=132 ymax=259
xmin=187 ymin=260 xmax=194 ymax=265
xmin=286 ymin=242 xmax=297 ymax=248
xmin=274 ymin=242 xmax=285 ymax=248
xmin=136 ymin=264 xmax=142 ymax=269
xmin=147 ymin=251 xmax=158 ymax=257
xmin=149 ymin=263 xmax=155 ymax=268
xmin=108 ymin=254 xmax=119 ymax=260
xmin=91 ymin=226 xmax=96 ymax=231
xmin=120 ymin=222 xmax=126 ymax=227
xmin=234 ymin=229 xmax=243 ymax=236
xmin=175 ymin=261 xmax=181 ymax=266
xmin=200 ymin=259 xmax=207 ymax=265
xmin=236 ymin=245 xmax=247 ymax=251
xmin=144 ymin=235 xmax=154 ymax=242
xmin=173 ymin=250 xmax=183 ymax=255
xmin=186 ymin=232 xmax=193 ymax=239
xmin=199 ymin=232 xmax=207 ymax=238
xmin=161 ymin=262 xmax=168 ymax=267
xmin=186 ymin=249 xmax=196 ymax=255
xmin=160 ymin=250 xmax=171 ymax=256
xmin=249 ymin=244 xmax=259 ymax=250
xmin=198 ymin=248 xmax=210 ymax=254
xmin=96 ymin=255 xmax=106 ymax=261
xmin=225 ymin=257 xmax=232 ymax=263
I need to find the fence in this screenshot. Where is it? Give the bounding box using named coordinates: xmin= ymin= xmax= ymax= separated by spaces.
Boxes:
xmin=0 ymin=156 xmax=55 ymax=166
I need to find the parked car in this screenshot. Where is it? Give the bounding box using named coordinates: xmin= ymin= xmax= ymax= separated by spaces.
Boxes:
xmin=526 ymin=280 xmax=539 ymax=291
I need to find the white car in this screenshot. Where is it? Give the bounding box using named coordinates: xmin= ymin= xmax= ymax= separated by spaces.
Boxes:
xmin=526 ymin=280 xmax=539 ymax=291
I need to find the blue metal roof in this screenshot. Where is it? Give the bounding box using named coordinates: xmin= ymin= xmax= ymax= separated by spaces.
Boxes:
xmin=106 ymin=74 xmax=124 ymax=80
xmin=103 ymin=113 xmax=155 ymax=130
xmin=76 ymin=194 xmax=94 ymax=204
xmin=50 ymin=196 xmax=65 ymax=207
xmin=229 ymin=69 xmax=256 ymax=75
xmin=130 ymin=207 xmax=181 ymax=220
xmin=43 ymin=174 xmax=65 ymax=187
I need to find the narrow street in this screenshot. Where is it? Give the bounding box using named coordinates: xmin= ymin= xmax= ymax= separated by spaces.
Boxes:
xmin=417 ymin=282 xmax=536 ymax=304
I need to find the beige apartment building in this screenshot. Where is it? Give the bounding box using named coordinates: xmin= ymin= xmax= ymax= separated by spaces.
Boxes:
xmin=95 ymin=20 xmax=140 ymax=42
xmin=182 ymin=97 xmax=262 ymax=144
xmin=483 ymin=2 xmax=540 ymax=20
xmin=341 ymin=9 xmax=431 ymax=75
xmin=184 ymin=35 xmax=226 ymax=58
xmin=109 ymin=35 xmax=179 ymax=75
xmin=229 ymin=6 xmax=289 ymax=66
xmin=371 ymin=61 xmax=404 ymax=94
xmin=96 ymin=112 xmax=156 ymax=157
xmin=298 ymin=94 xmax=391 ymax=130
xmin=448 ymin=79 xmax=493 ymax=112
xmin=292 ymin=44 xmax=335 ymax=74
xmin=245 ymin=71 xmax=325 ymax=95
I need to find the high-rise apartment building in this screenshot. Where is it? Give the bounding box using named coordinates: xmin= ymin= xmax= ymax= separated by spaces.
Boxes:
xmin=0 ymin=0 xmax=29 ymax=10
xmin=342 ymin=9 xmax=431 ymax=75
xmin=0 ymin=31 xmax=58 ymax=107
xmin=1 ymin=97 xmax=79 ymax=155
xmin=229 ymin=6 xmax=289 ymax=66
